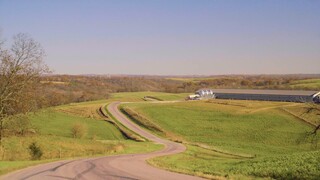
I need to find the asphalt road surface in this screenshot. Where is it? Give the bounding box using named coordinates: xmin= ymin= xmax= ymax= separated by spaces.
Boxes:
xmin=1 ymin=102 xmax=203 ymax=180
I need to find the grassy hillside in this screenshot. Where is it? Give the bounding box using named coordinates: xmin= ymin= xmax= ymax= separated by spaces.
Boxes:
xmin=31 ymin=110 xmax=124 ymax=140
xmin=0 ymin=92 xmax=186 ymax=175
xmin=122 ymin=99 xmax=320 ymax=179
xmin=3 ymin=91 xmax=318 ymax=178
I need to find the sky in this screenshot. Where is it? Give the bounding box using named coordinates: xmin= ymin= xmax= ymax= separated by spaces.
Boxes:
xmin=0 ymin=0 xmax=319 ymax=75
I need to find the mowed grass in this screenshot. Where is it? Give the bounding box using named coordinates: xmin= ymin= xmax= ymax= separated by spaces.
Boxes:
xmin=123 ymin=99 xmax=320 ymax=179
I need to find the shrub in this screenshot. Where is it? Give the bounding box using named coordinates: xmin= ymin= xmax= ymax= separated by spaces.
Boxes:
xmin=4 ymin=115 xmax=34 ymax=136
xmin=71 ymin=123 xmax=87 ymax=138
xmin=28 ymin=142 xmax=43 ymax=160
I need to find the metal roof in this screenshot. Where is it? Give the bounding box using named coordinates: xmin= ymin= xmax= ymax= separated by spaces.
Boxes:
xmin=196 ymin=89 xmax=319 ymax=96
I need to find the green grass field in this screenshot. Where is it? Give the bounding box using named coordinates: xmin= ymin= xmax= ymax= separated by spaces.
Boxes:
xmin=2 ymin=91 xmax=319 ymax=178
xmin=122 ymin=99 xmax=320 ymax=179
xmin=1 ymin=92 xmax=183 ymax=175
xmin=289 ymin=79 xmax=320 ymax=90
xmin=31 ymin=110 xmax=124 ymax=140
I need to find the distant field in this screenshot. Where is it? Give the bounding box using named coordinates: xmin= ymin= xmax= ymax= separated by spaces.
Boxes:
xmin=110 ymin=91 xmax=189 ymax=101
xmin=122 ymin=99 xmax=320 ymax=179
xmin=166 ymin=77 xmax=216 ymax=82
xmin=289 ymin=78 xmax=320 ymax=90
xmin=40 ymin=80 xmax=69 ymax=85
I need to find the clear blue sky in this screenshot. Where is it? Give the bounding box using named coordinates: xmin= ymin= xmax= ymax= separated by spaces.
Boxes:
xmin=0 ymin=0 xmax=319 ymax=75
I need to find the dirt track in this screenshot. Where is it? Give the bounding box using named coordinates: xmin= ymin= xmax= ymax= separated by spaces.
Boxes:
xmin=1 ymin=102 xmax=203 ymax=180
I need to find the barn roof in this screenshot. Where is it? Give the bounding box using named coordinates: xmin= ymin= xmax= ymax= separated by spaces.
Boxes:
xmin=197 ymin=89 xmax=319 ymax=96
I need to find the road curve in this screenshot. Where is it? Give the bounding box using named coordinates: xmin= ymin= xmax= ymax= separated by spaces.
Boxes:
xmin=1 ymin=102 xmax=203 ymax=180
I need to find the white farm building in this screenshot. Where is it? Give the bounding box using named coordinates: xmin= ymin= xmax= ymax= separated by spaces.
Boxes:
xmin=195 ymin=89 xmax=320 ymax=103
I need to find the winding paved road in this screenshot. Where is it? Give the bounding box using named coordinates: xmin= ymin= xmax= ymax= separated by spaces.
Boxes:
xmin=1 ymin=102 xmax=203 ymax=180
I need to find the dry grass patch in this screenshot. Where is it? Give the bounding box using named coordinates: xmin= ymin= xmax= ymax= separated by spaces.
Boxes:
xmin=57 ymin=103 xmax=104 ymax=120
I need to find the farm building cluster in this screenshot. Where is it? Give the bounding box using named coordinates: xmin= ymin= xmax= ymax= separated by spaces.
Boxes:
xmin=187 ymin=89 xmax=320 ymax=103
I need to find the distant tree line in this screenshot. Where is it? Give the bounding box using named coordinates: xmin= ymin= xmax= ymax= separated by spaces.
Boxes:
xmin=38 ymin=75 xmax=182 ymax=106
xmin=177 ymin=75 xmax=318 ymax=92
xmin=37 ymin=74 xmax=320 ymax=107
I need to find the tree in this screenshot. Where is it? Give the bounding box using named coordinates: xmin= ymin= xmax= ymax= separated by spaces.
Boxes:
xmin=0 ymin=33 xmax=49 ymax=143
xmin=28 ymin=142 xmax=43 ymax=160
xmin=305 ymin=103 xmax=320 ymax=147
xmin=4 ymin=114 xmax=33 ymax=136
xmin=297 ymin=103 xmax=320 ymax=148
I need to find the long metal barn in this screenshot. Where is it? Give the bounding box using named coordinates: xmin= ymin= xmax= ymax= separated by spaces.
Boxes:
xmin=195 ymin=89 xmax=320 ymax=103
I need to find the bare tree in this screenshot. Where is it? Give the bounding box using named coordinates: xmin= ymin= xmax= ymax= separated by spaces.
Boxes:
xmin=297 ymin=103 xmax=320 ymax=148
xmin=0 ymin=33 xmax=49 ymax=143
xmin=305 ymin=103 xmax=320 ymax=141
